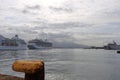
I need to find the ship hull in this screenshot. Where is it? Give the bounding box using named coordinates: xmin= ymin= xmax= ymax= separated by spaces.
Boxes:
xmin=28 ymin=42 xmax=52 ymax=49
xmin=28 ymin=45 xmax=52 ymax=49
xmin=104 ymin=45 xmax=120 ymax=50
xmin=28 ymin=40 xmax=52 ymax=50
xmin=104 ymin=41 xmax=120 ymax=50
xmin=107 ymin=46 xmax=120 ymax=50
xmin=0 ymin=45 xmax=28 ymax=50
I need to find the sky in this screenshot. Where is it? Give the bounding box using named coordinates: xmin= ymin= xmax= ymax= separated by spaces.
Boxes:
xmin=0 ymin=0 xmax=120 ymax=47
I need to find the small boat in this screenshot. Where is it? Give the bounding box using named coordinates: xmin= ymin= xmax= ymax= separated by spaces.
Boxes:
xmin=0 ymin=35 xmax=27 ymax=50
xmin=28 ymin=39 xmax=52 ymax=49
xmin=104 ymin=41 xmax=120 ymax=50
xmin=117 ymin=51 xmax=120 ymax=54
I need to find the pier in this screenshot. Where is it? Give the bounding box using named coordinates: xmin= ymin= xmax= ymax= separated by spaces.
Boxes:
xmin=0 ymin=74 xmax=23 ymax=80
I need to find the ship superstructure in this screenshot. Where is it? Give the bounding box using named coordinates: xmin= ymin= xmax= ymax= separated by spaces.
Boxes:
xmin=0 ymin=35 xmax=27 ymax=50
xmin=28 ymin=39 xmax=52 ymax=49
xmin=104 ymin=41 xmax=120 ymax=50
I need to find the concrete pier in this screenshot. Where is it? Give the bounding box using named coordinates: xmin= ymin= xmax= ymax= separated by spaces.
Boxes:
xmin=0 ymin=74 xmax=23 ymax=80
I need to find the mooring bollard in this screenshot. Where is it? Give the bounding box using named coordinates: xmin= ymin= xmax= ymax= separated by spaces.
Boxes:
xmin=12 ymin=60 xmax=44 ymax=80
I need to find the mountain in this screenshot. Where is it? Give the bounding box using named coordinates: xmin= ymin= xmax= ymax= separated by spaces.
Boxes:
xmin=52 ymin=41 xmax=90 ymax=48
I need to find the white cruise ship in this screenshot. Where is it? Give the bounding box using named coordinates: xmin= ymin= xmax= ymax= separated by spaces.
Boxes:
xmin=28 ymin=39 xmax=52 ymax=49
xmin=104 ymin=41 xmax=120 ymax=50
xmin=0 ymin=35 xmax=27 ymax=50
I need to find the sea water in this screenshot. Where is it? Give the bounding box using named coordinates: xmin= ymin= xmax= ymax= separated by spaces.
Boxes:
xmin=0 ymin=49 xmax=120 ymax=80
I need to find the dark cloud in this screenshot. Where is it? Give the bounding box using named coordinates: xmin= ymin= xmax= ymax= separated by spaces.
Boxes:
xmin=10 ymin=5 xmax=41 ymax=15
xmin=10 ymin=7 xmax=19 ymax=11
xmin=10 ymin=7 xmax=31 ymax=14
xmin=48 ymin=22 xmax=93 ymax=29
xmin=21 ymin=5 xmax=41 ymax=14
xmin=4 ymin=16 xmax=16 ymax=20
xmin=31 ymin=21 xmax=94 ymax=30
xmin=49 ymin=6 xmax=73 ymax=13
xmin=47 ymin=32 xmax=72 ymax=39
xmin=25 ymin=5 xmax=41 ymax=10
xmin=0 ymin=8 xmax=3 ymax=10
xmin=107 ymin=22 xmax=120 ymax=26
xmin=21 ymin=9 xmax=30 ymax=14
xmin=8 ymin=26 xmax=38 ymax=34
xmin=101 ymin=8 xmax=120 ymax=17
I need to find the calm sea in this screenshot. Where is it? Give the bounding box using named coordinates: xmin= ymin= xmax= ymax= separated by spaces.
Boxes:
xmin=0 ymin=49 xmax=120 ymax=80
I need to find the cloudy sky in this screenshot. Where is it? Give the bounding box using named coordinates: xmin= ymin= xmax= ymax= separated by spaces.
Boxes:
xmin=0 ymin=0 xmax=120 ymax=47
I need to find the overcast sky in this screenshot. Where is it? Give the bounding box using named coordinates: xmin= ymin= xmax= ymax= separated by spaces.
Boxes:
xmin=0 ymin=0 xmax=120 ymax=47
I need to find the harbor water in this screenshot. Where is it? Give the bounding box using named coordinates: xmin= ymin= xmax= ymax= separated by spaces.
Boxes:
xmin=0 ymin=49 xmax=120 ymax=80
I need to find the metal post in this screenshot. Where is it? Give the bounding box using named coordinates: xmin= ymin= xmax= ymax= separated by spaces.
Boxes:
xmin=12 ymin=60 xmax=44 ymax=80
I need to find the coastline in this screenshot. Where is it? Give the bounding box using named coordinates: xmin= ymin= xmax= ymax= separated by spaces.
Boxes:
xmin=0 ymin=74 xmax=23 ymax=80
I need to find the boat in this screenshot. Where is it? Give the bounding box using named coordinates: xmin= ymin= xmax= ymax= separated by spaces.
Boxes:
xmin=0 ymin=35 xmax=27 ymax=50
xmin=104 ymin=41 xmax=120 ymax=50
xmin=117 ymin=51 xmax=120 ymax=54
xmin=28 ymin=39 xmax=52 ymax=49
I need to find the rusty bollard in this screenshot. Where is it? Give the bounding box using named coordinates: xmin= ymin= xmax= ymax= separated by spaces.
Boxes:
xmin=12 ymin=60 xmax=44 ymax=80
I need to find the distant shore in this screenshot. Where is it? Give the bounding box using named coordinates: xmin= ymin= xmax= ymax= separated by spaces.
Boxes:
xmin=0 ymin=74 xmax=23 ymax=80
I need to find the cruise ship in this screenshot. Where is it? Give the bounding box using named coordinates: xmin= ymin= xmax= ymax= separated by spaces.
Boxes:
xmin=0 ymin=35 xmax=27 ymax=50
xmin=104 ymin=41 xmax=120 ymax=50
xmin=28 ymin=39 xmax=52 ymax=49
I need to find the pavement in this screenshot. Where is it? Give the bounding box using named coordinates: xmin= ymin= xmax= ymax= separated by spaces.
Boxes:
xmin=0 ymin=74 xmax=23 ymax=80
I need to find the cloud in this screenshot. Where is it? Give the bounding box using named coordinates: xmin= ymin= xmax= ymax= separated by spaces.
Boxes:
xmin=31 ymin=21 xmax=94 ymax=30
xmin=107 ymin=22 xmax=120 ymax=26
xmin=49 ymin=6 xmax=73 ymax=13
xmin=25 ymin=5 xmax=41 ymax=10
xmin=21 ymin=9 xmax=30 ymax=14
xmin=0 ymin=0 xmax=120 ymax=47
xmin=10 ymin=7 xmax=31 ymax=14
xmin=10 ymin=4 xmax=41 ymax=15
xmin=103 ymin=9 xmax=120 ymax=17
xmin=22 ymin=5 xmax=41 ymax=14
